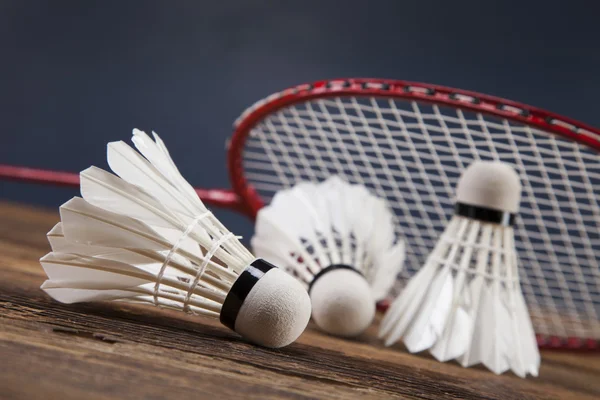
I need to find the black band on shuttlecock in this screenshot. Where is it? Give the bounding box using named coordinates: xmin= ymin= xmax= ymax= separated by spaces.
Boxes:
xmin=455 ymin=202 xmax=516 ymax=226
xmin=219 ymin=259 xmax=275 ymax=331
xmin=308 ymin=264 xmax=363 ymax=294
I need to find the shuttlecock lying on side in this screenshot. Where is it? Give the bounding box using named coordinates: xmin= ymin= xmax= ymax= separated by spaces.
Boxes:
xmin=40 ymin=129 xmax=311 ymax=348
xmin=252 ymin=176 xmax=405 ymax=337
xmin=379 ymin=161 xmax=540 ymax=377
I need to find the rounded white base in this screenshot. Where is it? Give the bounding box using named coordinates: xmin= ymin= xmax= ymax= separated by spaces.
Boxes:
xmin=310 ymin=268 xmax=375 ymax=337
xmin=456 ymin=161 xmax=521 ymax=213
xmin=234 ymin=268 xmax=311 ymax=348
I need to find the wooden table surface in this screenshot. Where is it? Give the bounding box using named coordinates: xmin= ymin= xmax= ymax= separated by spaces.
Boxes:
xmin=0 ymin=201 xmax=599 ymax=400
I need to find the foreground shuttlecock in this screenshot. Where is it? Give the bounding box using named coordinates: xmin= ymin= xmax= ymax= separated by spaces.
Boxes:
xmin=378 ymin=161 xmax=540 ymax=377
xmin=252 ymin=176 xmax=405 ymax=337
xmin=40 ymin=129 xmax=311 ymax=348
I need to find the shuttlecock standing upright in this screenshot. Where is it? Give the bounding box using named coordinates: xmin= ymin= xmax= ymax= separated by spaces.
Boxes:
xmin=40 ymin=129 xmax=311 ymax=348
xmin=378 ymin=161 xmax=540 ymax=378
xmin=252 ymin=176 xmax=405 ymax=337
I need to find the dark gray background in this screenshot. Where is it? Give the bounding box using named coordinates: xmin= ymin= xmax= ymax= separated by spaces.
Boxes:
xmin=1 ymin=0 xmax=598 ymax=239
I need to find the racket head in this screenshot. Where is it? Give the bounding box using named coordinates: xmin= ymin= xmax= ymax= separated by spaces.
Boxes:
xmin=227 ymin=78 xmax=600 ymax=349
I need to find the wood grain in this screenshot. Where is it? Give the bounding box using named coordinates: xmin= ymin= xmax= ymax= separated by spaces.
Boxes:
xmin=0 ymin=201 xmax=598 ymax=400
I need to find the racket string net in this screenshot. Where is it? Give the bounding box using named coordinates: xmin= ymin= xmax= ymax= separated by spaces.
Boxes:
xmin=242 ymin=96 xmax=600 ymax=341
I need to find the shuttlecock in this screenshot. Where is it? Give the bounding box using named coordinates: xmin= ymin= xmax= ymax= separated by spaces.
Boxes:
xmin=39 ymin=129 xmax=311 ymax=348
xmin=252 ymin=176 xmax=405 ymax=337
xmin=378 ymin=161 xmax=540 ymax=377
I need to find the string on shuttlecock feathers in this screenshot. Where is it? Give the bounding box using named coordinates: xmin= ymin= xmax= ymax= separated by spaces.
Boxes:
xmin=252 ymin=176 xmax=405 ymax=337
xmin=378 ymin=161 xmax=540 ymax=378
xmin=40 ymin=129 xmax=312 ymax=348
xmin=43 ymin=217 xmax=230 ymax=317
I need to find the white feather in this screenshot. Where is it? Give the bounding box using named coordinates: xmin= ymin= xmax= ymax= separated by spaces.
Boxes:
xmin=131 ymin=129 xmax=199 ymax=204
xmin=60 ymin=197 xmax=166 ymax=251
xmin=40 ymin=252 xmax=224 ymax=308
xmin=253 ymin=176 xmax=405 ymax=295
xmin=378 ymin=263 xmax=441 ymax=346
xmin=104 ymin=134 xmax=252 ymax=270
xmin=39 ymin=130 xmax=256 ymax=318
xmin=370 ymin=240 xmax=405 ymax=300
xmin=46 ymin=222 xmax=229 ymax=294
xmin=403 ymin=270 xmax=453 ymax=352
xmin=380 ymin=216 xmax=540 ymax=378
xmin=107 ymin=140 xmax=199 ymax=219
xmin=80 ymin=166 xmax=180 ymax=230
xmin=41 ymin=252 xmax=150 ymax=290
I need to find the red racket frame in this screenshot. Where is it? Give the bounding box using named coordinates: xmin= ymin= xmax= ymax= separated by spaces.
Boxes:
xmin=0 ymin=164 xmax=246 ymax=213
xmin=228 ymin=78 xmax=600 ymax=220
xmin=2 ymin=78 xmax=600 ymax=350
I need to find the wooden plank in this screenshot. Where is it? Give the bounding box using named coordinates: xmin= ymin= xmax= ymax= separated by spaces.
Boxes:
xmin=0 ymin=201 xmax=599 ymax=400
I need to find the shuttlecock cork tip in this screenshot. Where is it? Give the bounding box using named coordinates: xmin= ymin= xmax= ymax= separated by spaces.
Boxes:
xmin=231 ymin=266 xmax=311 ymax=348
xmin=456 ymin=161 xmax=522 ymax=214
xmin=309 ymin=268 xmax=375 ymax=337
